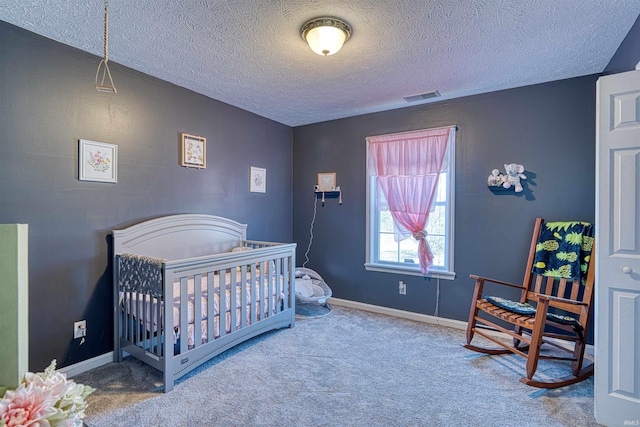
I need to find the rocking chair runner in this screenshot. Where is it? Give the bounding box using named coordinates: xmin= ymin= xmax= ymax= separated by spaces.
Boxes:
xmin=464 ymin=218 xmax=595 ymax=388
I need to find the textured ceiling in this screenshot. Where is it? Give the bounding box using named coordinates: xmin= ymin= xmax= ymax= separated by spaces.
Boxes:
xmin=1 ymin=1 xmax=639 ymax=126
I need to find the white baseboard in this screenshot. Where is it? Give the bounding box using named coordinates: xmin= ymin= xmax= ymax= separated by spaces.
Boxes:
xmin=328 ymin=298 xmax=594 ymax=357
xmin=330 ymin=297 xmax=469 ymax=330
xmin=59 ymin=352 xmax=113 ymax=378
xmin=57 ymin=298 xmax=594 ymax=377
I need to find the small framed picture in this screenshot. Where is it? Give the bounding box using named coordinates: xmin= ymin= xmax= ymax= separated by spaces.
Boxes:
xmin=79 ymin=139 xmax=117 ymax=183
xmin=250 ymin=166 xmax=266 ymax=193
xmin=317 ymin=172 xmax=336 ymax=191
xmin=180 ymin=133 xmax=206 ymax=169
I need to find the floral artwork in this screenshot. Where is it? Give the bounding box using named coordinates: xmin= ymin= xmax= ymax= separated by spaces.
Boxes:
xmin=79 ymin=140 xmax=117 ymax=183
xmin=250 ymin=167 xmax=266 ymax=193
xmin=88 ymin=150 xmax=111 ymax=172
xmin=185 ymin=140 xmax=203 ymax=164
xmin=180 ymin=133 xmax=206 ymax=168
xmin=0 ymin=360 xmax=95 ymax=427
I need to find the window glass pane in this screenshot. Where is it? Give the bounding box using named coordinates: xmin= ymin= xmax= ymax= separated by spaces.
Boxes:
xmin=435 ymin=172 xmax=447 ymax=202
xmin=426 ymin=235 xmax=445 ymax=267
xmin=378 ymin=233 xmax=398 ymax=262
xmin=399 ymin=238 xmax=419 ymax=264
xmin=379 ymin=210 xmax=394 ymax=232
xmin=426 ymin=205 xmax=445 ymax=235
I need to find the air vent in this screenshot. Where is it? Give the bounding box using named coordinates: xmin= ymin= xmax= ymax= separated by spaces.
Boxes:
xmin=403 ymin=91 xmax=441 ymax=103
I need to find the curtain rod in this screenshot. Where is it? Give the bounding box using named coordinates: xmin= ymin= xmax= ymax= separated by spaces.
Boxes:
xmin=366 ymin=124 xmax=457 ymax=141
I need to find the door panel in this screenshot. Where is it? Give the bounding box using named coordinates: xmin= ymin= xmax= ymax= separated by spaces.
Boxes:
xmin=595 ymin=70 xmax=640 ymax=426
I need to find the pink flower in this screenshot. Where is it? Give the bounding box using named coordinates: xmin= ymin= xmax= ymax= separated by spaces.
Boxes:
xmin=0 ymin=383 xmax=57 ymax=427
xmin=23 ymin=370 xmax=68 ymax=399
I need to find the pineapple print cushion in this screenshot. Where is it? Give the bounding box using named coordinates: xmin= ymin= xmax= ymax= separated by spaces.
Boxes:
xmin=532 ymin=221 xmax=594 ymax=281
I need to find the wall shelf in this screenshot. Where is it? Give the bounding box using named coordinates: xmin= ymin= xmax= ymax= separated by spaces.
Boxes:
xmin=488 ymin=185 xmax=514 ymax=193
xmin=314 ymin=190 xmax=342 ymax=206
xmin=315 ymin=191 xmax=340 ymax=199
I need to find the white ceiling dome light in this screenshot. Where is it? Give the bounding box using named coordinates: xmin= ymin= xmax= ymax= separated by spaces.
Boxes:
xmin=301 ymin=17 xmax=352 ymax=56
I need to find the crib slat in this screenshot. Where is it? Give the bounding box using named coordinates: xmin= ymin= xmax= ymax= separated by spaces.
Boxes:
xmin=240 ymin=265 xmax=247 ymax=329
xmin=194 ymin=274 xmax=202 ymax=348
xmin=276 ymin=257 xmax=282 ymax=313
xmin=230 ymin=267 xmax=237 ymax=333
xmin=127 ymin=292 xmax=133 ymax=343
xmin=282 ymin=258 xmax=289 ymax=310
xmin=219 ymin=270 xmax=227 ymax=338
xmin=207 ymin=272 xmax=215 ymax=342
xmin=180 ymin=276 xmax=188 ymax=355
xmin=136 ymin=292 xmax=142 ymax=347
xmin=132 ymin=292 xmax=137 ymax=346
xmin=265 ymin=261 xmax=270 ymax=317
xmin=250 ymin=266 xmax=257 ymax=324
xmin=141 ymin=291 xmax=148 ymax=350
xmin=155 ymin=295 xmax=162 ymax=357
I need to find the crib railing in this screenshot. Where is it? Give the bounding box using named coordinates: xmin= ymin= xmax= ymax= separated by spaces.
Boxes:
xmin=114 ymin=242 xmax=294 ymax=363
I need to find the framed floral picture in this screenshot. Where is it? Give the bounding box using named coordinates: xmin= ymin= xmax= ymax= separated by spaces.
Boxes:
xmin=78 ymin=139 xmax=117 ymax=183
xmin=180 ymin=133 xmax=206 ymax=169
xmin=250 ymin=166 xmax=266 ymax=193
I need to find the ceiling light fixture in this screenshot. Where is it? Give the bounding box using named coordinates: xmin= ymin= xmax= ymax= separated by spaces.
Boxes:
xmin=95 ymin=0 xmax=116 ymax=93
xmin=301 ymin=17 xmax=351 ymax=56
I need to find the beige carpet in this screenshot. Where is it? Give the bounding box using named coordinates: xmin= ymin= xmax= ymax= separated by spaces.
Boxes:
xmin=74 ymin=306 xmax=599 ymax=426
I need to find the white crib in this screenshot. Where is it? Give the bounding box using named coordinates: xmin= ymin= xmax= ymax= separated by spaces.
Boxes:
xmin=112 ymin=214 xmax=296 ymax=392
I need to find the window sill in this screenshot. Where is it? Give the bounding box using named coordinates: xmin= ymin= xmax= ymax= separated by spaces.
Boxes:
xmin=364 ymin=263 xmax=456 ymax=280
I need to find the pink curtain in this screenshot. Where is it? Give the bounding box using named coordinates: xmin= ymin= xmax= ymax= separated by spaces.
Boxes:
xmin=367 ymin=127 xmax=450 ymax=274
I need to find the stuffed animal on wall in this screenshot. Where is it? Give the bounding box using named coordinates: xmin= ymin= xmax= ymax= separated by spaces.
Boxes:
xmin=487 ymin=168 xmax=504 ymax=187
xmin=502 ymin=163 xmax=527 ymax=192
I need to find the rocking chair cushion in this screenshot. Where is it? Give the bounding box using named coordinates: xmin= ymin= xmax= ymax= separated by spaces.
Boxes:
xmin=485 ymin=296 xmax=536 ymax=315
xmin=485 ymin=296 xmax=582 ymax=329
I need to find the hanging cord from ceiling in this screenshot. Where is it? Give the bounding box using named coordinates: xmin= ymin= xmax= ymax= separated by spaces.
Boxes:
xmin=302 ymin=194 xmax=318 ymax=268
xmin=95 ymin=0 xmax=117 ymax=93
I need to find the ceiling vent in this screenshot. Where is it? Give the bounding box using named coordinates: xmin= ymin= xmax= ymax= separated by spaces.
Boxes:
xmin=403 ymin=91 xmax=441 ymax=103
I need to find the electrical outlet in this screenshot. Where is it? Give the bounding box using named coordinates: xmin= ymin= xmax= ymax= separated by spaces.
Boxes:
xmin=74 ymin=320 xmax=86 ymax=339
xmin=399 ymin=281 xmax=406 ymax=295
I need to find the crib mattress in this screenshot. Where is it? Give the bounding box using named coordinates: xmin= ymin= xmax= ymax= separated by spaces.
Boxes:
xmin=121 ymin=271 xmax=283 ymax=346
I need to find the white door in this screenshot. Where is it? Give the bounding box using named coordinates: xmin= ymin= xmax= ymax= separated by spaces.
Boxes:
xmin=595 ymin=70 xmax=640 ymax=426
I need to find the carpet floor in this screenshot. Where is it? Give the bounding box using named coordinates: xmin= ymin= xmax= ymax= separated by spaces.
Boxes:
xmin=74 ymin=305 xmax=600 ymax=427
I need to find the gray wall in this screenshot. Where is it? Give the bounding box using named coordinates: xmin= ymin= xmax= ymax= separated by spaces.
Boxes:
xmin=604 ymin=13 xmax=640 ymax=75
xmin=0 ymin=21 xmax=293 ymax=371
xmin=4 ymin=11 xmax=638 ymax=370
xmin=292 ymin=76 xmax=597 ymax=324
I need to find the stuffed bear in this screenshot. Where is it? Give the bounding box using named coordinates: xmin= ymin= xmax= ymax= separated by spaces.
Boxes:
xmin=487 ymin=168 xmax=504 ymax=187
xmin=502 ymin=163 xmax=526 ymax=192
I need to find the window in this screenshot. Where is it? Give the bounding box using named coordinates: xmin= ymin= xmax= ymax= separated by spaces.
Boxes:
xmin=365 ymin=126 xmax=455 ymax=279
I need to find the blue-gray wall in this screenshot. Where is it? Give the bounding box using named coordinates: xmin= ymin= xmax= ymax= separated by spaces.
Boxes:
xmin=3 ymin=11 xmax=639 ymax=370
xmin=292 ymin=75 xmax=598 ymax=323
xmin=604 ymin=13 xmax=640 ymax=74
xmin=0 ymin=21 xmax=293 ymax=371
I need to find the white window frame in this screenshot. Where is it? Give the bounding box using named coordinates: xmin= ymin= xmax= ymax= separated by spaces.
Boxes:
xmin=364 ymin=127 xmax=456 ymax=280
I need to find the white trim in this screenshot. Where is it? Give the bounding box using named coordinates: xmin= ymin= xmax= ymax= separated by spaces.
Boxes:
xmin=366 ymin=124 xmax=458 ymax=141
xmin=364 ymin=262 xmax=455 ymax=279
xmin=445 ymin=128 xmax=456 ymax=273
xmin=330 ymin=297 xmax=469 ymax=329
xmin=58 ymin=352 xmax=113 ymax=378
xmin=328 ymin=298 xmax=594 ymax=357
